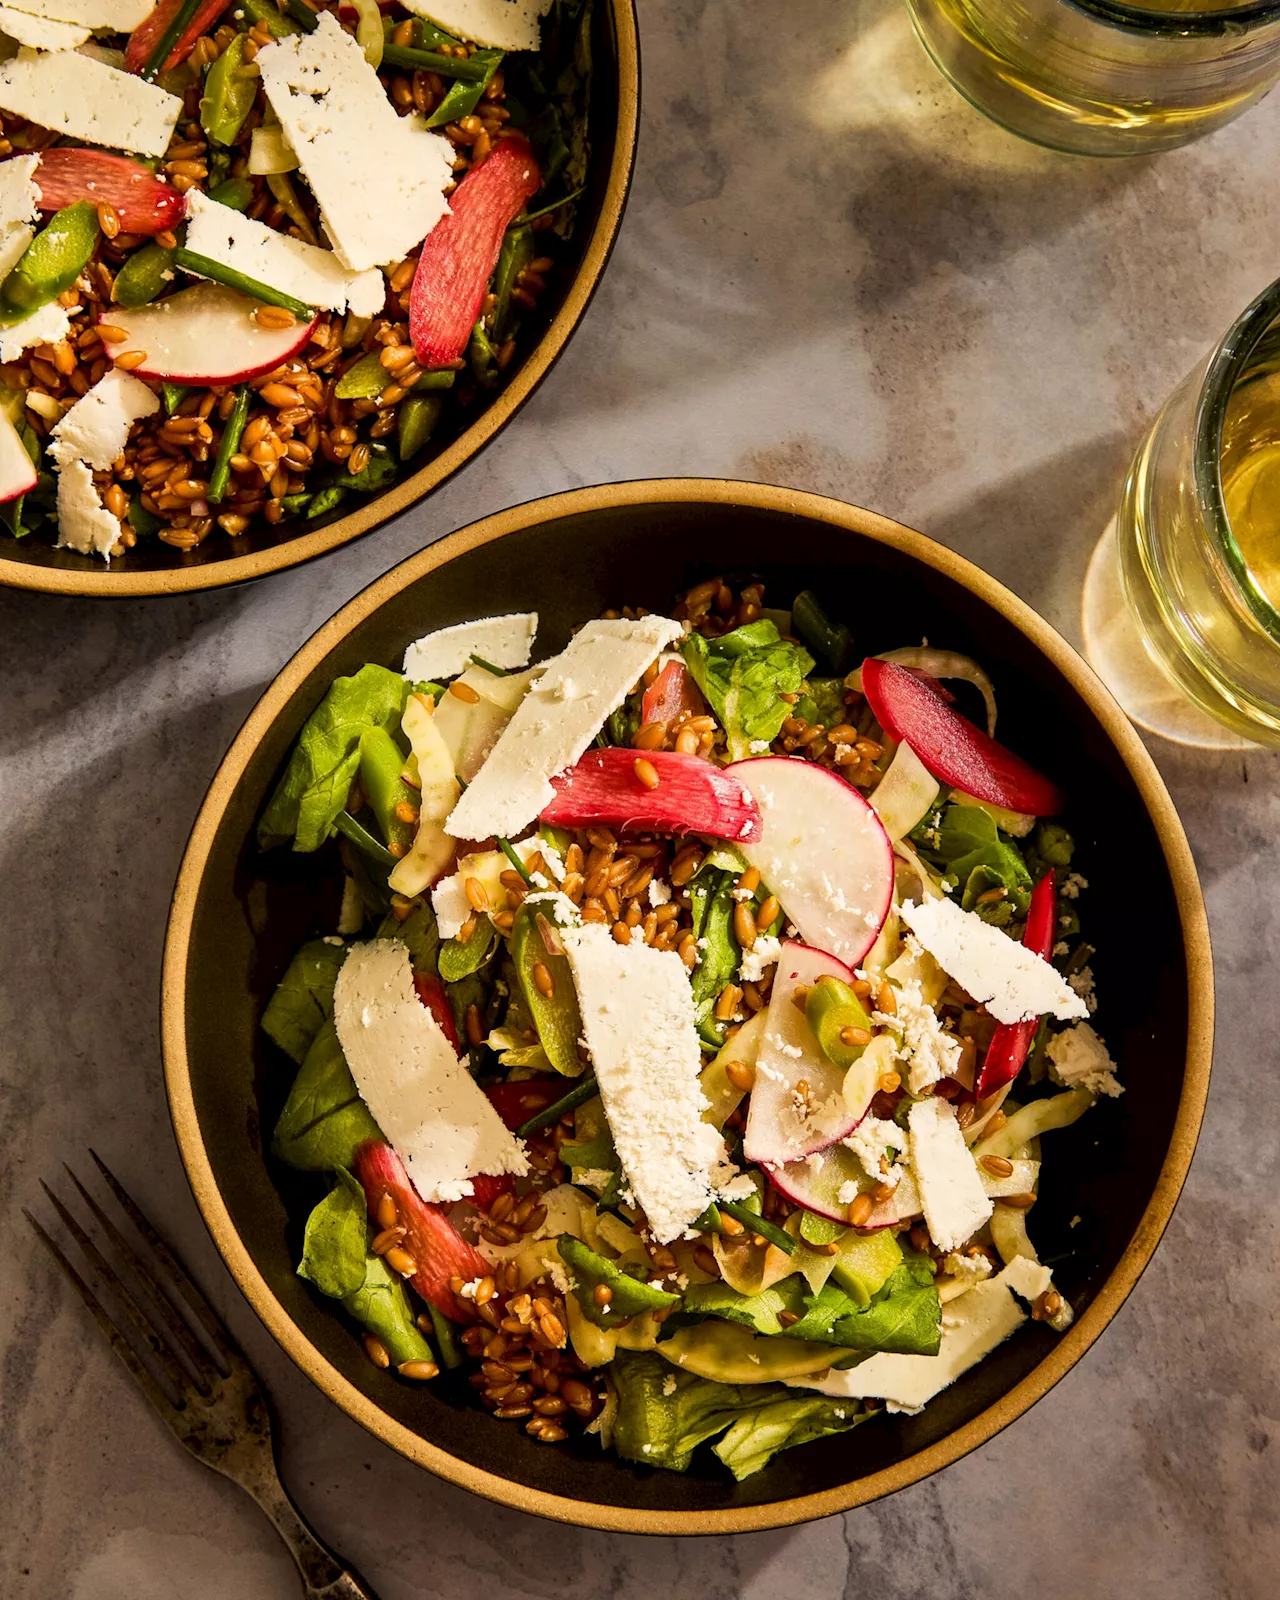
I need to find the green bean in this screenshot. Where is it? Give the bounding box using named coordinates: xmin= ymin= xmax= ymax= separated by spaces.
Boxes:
xmin=334 ymin=810 xmax=396 ymax=867
xmin=381 ymin=42 xmax=492 ymax=80
xmin=397 ymin=394 xmax=442 ymax=461
xmin=208 ymin=385 xmax=250 ymax=504
xmin=715 ymin=1201 xmax=796 ymax=1254
xmin=1 ymin=202 xmax=97 ymax=318
xmin=173 ymin=248 xmax=314 ymax=321
xmin=514 ymin=1074 xmax=598 ymax=1139
xmin=283 ymin=0 xmax=319 ymax=31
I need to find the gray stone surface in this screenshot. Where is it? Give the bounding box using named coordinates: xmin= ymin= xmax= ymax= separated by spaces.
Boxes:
xmin=2 ymin=1 xmax=1277 ymax=1594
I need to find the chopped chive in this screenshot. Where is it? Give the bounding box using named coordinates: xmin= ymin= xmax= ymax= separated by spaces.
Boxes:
xmin=715 ymin=1201 xmax=797 ymax=1254
xmin=284 ymin=0 xmax=319 ymax=30
xmin=334 ymin=810 xmax=397 ymax=867
xmin=141 ymin=0 xmax=205 ymax=81
xmin=509 ymin=185 xmax=585 ymax=230
xmin=208 ymin=383 xmax=250 ymax=504
xmin=469 ymin=652 xmax=508 ymax=676
xmin=173 ymin=247 xmax=314 ymax=321
xmin=380 ymin=42 xmax=491 ymax=80
xmin=515 ymin=1073 xmax=597 ymax=1139
xmin=496 ymin=836 xmax=534 ymax=886
xmin=426 ymin=1302 xmax=464 ymax=1368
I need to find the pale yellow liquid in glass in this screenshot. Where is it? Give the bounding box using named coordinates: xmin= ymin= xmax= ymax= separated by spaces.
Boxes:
xmin=1220 ymin=368 xmax=1280 ymax=611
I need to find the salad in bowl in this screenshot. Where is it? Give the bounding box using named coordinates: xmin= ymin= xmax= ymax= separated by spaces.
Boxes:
xmin=257 ymin=577 xmax=1122 ymax=1482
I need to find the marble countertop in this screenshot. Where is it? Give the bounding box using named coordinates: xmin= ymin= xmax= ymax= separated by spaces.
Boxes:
xmin=3 ymin=2 xmax=1277 ymax=1595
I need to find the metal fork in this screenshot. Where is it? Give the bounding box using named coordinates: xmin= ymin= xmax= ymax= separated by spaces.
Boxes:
xmin=25 ymin=1152 xmax=378 ymax=1600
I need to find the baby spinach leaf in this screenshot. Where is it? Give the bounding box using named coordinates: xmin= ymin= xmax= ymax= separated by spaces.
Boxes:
xmin=681 ymin=620 xmax=814 ymax=762
xmin=688 ymin=867 xmax=740 ymax=1030
xmin=272 ymin=1020 xmax=381 ymax=1172
xmin=261 ymin=937 xmax=347 ymax=1064
xmin=258 ymin=664 xmax=408 ymax=853
xmin=934 ymin=804 xmax=1032 ymax=922
xmin=680 ymin=1278 xmax=808 ymax=1337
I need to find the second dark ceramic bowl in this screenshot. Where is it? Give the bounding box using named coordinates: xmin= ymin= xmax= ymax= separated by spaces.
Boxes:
xmin=163 ymin=479 xmax=1213 ymax=1531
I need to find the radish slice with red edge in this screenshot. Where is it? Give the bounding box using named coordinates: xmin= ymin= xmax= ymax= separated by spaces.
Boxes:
xmin=974 ymin=874 xmax=1057 ymax=1098
xmin=0 ymin=410 xmax=37 ymax=504
xmin=125 ymin=0 xmax=231 ymax=75
xmin=103 ymin=282 xmax=318 ymax=383
xmin=34 ymin=150 xmax=185 ymax=237
xmin=539 ymin=747 xmax=762 ymax=842
xmin=641 ymin=659 xmax=703 ymax=725
xmin=410 ymin=134 xmax=541 ymax=368
xmin=725 ymin=755 xmax=894 ymax=968
xmin=765 ymin=1140 xmax=867 ymax=1223
xmin=352 ymin=1140 xmax=491 ymax=1320
xmin=744 ymin=943 xmax=860 ymax=1167
xmin=860 ymin=657 xmax=1064 ymax=816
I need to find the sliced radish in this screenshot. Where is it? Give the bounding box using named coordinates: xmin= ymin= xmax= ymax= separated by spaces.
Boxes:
xmin=34 ymin=150 xmax=184 ymax=237
xmin=725 ymin=755 xmax=894 ymax=968
xmin=855 ymin=1155 xmax=1040 ymax=1231
xmin=766 ymin=1140 xmax=865 ymax=1223
xmin=744 ymin=943 xmax=860 ymax=1167
xmin=641 ymin=659 xmax=702 ymax=725
xmin=102 ymin=283 xmax=317 ymax=383
xmin=0 ymin=409 xmax=37 ymax=504
xmin=861 ymin=657 xmax=1064 ymax=817
xmin=974 ymin=874 xmax=1057 ymax=1099
xmin=539 ymin=748 xmax=762 ymax=842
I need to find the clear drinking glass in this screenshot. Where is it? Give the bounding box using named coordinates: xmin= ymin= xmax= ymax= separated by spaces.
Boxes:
xmin=906 ymin=0 xmax=1280 ymax=156
xmin=1112 ymin=276 xmax=1280 ymax=745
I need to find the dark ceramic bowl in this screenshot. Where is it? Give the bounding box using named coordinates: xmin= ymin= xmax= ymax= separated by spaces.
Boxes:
xmin=0 ymin=4 xmax=638 ymax=598
xmin=163 ymin=480 xmax=1213 ymax=1531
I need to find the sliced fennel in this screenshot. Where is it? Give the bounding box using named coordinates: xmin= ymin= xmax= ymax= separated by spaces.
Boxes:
xmin=870 ymin=739 xmax=941 ymax=842
xmin=972 ymin=1087 xmax=1094 ymax=1161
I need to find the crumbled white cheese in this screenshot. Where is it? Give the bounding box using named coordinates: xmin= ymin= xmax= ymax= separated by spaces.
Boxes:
xmin=942 ymin=1251 xmax=993 ymax=1285
xmin=183 ymin=191 xmax=385 ymax=316
xmin=901 ymin=897 xmax=1088 ymax=1025
xmin=0 ymin=151 xmax=39 ymax=279
xmin=54 ymin=457 xmax=119 ymax=558
xmin=1061 ymin=872 xmax=1088 ymax=900
xmin=445 ymin=615 xmax=684 ymax=841
xmin=333 ymin=938 xmax=528 ymax=1201
xmin=648 ymin=878 xmax=672 ymax=908
xmin=1046 ymin=1022 xmax=1123 ymax=1098
xmin=50 ymin=368 xmax=158 ymax=471
xmin=662 ymin=1372 xmax=678 ymax=1397
xmin=748 ymin=739 xmax=771 ymax=754
xmin=562 ymin=923 xmax=723 ymax=1244
xmin=1068 ymin=964 xmax=1097 ymax=1013
xmin=546 ymin=1259 xmax=575 ymax=1297
xmin=0 ymin=46 xmax=182 ymax=158
xmin=403 ymin=612 xmax=538 ymax=682
xmin=875 ymin=975 xmax=961 ymax=1094
xmin=257 ymin=14 xmax=455 ymax=271
xmin=572 ymin=1167 xmax=615 ymax=1195
xmin=0 ymin=298 xmax=70 ymax=362
xmin=0 ymin=6 xmax=89 ymax=48
xmin=400 ymin=0 xmax=551 ymax=50
xmin=907 ymin=1097 xmax=992 ymax=1253
xmin=739 ymin=933 xmax=781 ymax=984
xmin=999 ymin=1254 xmax=1053 ymax=1303
xmin=844 ymin=1114 xmax=905 ymax=1187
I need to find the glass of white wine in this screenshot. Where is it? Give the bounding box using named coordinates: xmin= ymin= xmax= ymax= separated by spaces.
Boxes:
xmin=1113 ymin=277 xmax=1280 ymax=744
xmin=907 ymin=0 xmax=1280 ymax=156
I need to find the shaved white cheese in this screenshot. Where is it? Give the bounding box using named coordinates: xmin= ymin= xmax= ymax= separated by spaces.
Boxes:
xmin=0 ymin=152 xmax=39 ymax=280
xmin=333 ymin=938 xmax=527 ymax=1202
xmin=901 ymin=897 xmax=1088 ymax=1025
xmin=50 ymin=368 xmax=158 ymax=470
xmin=403 ymin=612 xmax=538 ymax=682
xmin=256 ymin=14 xmax=455 ymax=272
xmin=907 ymin=1097 xmax=992 ymax=1253
xmin=183 ymin=191 xmax=385 ymax=318
xmin=563 ymin=923 xmax=724 ymax=1243
xmin=1047 ymin=1022 xmax=1123 ymax=1098
xmin=0 ymin=5 xmax=89 ymax=47
xmin=399 ymin=0 xmax=551 ymax=50
xmin=787 ymin=1270 xmax=1028 ymax=1409
xmin=0 ymin=47 xmax=182 ymax=159
xmin=2 ymin=300 xmax=69 ymax=364
xmin=999 ymin=1254 xmax=1053 ymax=1303
xmin=0 ymin=0 xmax=150 ymax=26
xmin=445 ymin=615 xmax=684 ymax=841
xmin=54 ymin=457 xmax=119 ymax=558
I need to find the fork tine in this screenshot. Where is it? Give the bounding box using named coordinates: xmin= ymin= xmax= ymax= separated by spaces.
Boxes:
xmin=39 ymin=1181 xmax=198 ymax=1401
xmin=62 ymin=1164 xmax=218 ymax=1383
xmin=25 ymin=1209 xmax=182 ymax=1426
xmin=90 ymin=1150 xmax=234 ymax=1362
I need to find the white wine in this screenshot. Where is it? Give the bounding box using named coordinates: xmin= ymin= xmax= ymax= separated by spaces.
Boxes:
xmin=1221 ymin=367 xmax=1280 ymax=611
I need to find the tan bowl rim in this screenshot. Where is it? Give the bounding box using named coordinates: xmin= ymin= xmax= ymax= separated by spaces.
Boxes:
xmin=0 ymin=1 xmax=639 ymax=599
xmin=162 ymin=477 xmax=1214 ymax=1534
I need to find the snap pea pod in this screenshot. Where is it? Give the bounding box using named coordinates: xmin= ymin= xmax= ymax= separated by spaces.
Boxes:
xmin=1 ymin=202 xmax=98 ymax=318
xmin=162 ymin=383 xmax=190 ymax=416
xmin=356 ymin=726 xmax=418 ymax=856
xmin=334 ymin=349 xmax=387 ymax=400
xmin=240 ymin=0 xmax=301 ymax=34
xmin=173 ymin=247 xmax=314 ymax=321
xmin=805 ymin=976 xmax=873 ymax=1071
xmin=425 ymin=48 xmax=503 ymax=128
xmin=208 ymin=384 xmax=250 ymax=503
xmin=514 ymin=1073 xmax=598 ymax=1139
xmin=200 ymin=35 xmax=259 ymax=147
xmin=398 ymin=394 xmax=442 ymax=461
xmin=416 ymin=369 xmax=456 ymax=391
xmin=490 ymin=225 xmax=532 ymax=344
xmin=792 ymin=589 xmax=853 ymax=673
xmin=510 ymin=899 xmax=585 ymax=1078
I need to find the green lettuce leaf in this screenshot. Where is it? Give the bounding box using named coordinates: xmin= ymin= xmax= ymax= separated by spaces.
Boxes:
xmin=261 ymin=938 xmax=346 ymax=1064
xmin=935 ymin=804 xmax=1032 ymax=923
xmin=611 ymin=1350 xmax=868 ymax=1480
xmin=271 ymin=1019 xmax=381 ymax=1172
xmin=680 ymin=621 xmax=814 ymax=762
xmin=298 ymin=1169 xmax=433 ymax=1366
xmin=680 ymin=1277 xmax=808 ymax=1336
xmin=781 ymin=1253 xmax=941 ymax=1356
xmin=687 ymin=868 xmax=740 ymax=1034
xmin=258 ymin=664 xmax=409 ymax=853
xmin=794 ymin=676 xmax=847 ymax=730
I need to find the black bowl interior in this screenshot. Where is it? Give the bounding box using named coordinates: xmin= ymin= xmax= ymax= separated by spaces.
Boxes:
xmin=180 ymin=499 xmax=1189 ymax=1516
xmin=1 ymin=2 xmax=625 ymax=583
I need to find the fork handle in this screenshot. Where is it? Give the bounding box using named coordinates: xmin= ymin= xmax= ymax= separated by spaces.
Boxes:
xmin=254 ymin=1477 xmax=381 ymax=1600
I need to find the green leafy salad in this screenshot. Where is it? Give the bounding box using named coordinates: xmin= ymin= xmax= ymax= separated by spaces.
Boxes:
xmin=258 ymin=577 xmax=1120 ymax=1480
